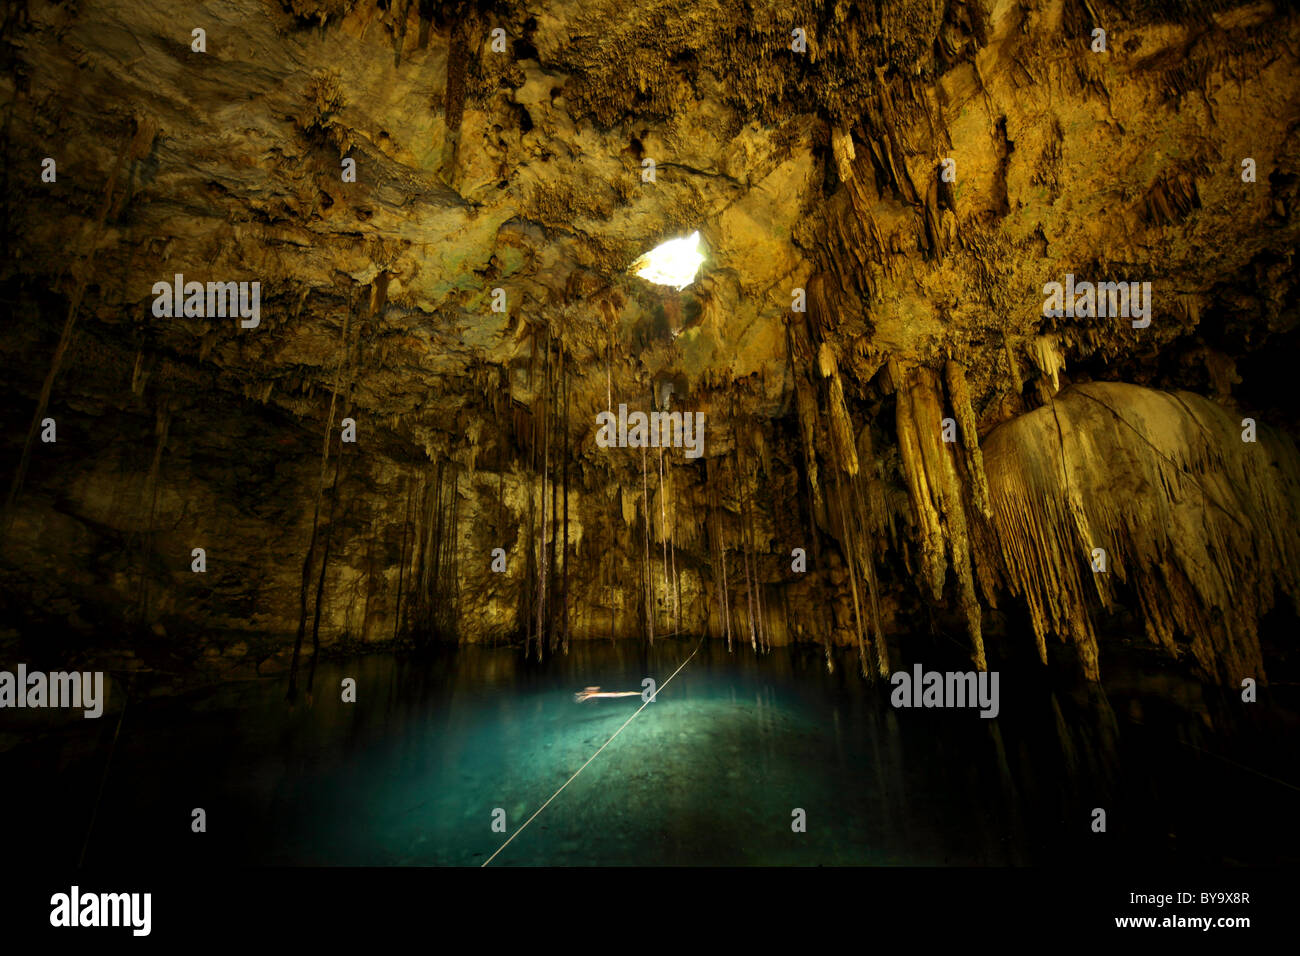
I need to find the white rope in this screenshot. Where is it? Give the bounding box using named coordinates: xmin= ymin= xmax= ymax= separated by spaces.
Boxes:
xmin=481 ymin=636 xmax=705 ymax=866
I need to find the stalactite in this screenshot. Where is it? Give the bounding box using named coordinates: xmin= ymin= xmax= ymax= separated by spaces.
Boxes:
xmin=944 ymin=359 xmax=990 ymax=518
xmin=707 ymin=458 xmax=732 ymax=651
xmin=444 ymin=470 xmax=461 ymax=638
xmin=420 ymin=469 xmax=439 ymax=633
xmin=1028 ymin=334 xmax=1067 ymax=402
xmin=1003 ymin=336 xmax=1023 ymax=396
xmin=450 ymin=475 xmax=461 ymax=628
xmin=670 ymin=453 xmax=681 ymax=636
xmin=308 ymin=309 xmax=369 ymax=687
xmin=786 ymin=315 xmax=825 ymax=553
xmin=535 ymin=337 xmax=551 ymax=661
xmin=727 ymin=407 xmax=766 ymax=654
xmin=658 ymin=444 xmax=669 ymax=609
xmin=827 ymin=373 xmax=860 ymax=477
xmin=855 ymin=422 xmax=900 ymax=554
xmin=406 ymin=455 xmax=460 ymax=650
xmin=895 ymin=363 xmax=986 ymax=670
xmin=850 ymin=474 xmax=891 ymax=676
xmin=743 ymin=478 xmax=757 ymax=651
xmin=835 ymin=471 xmax=870 ymax=677
xmin=412 ymin=468 xmax=434 ymax=637
xmin=525 ymin=339 xmax=537 ymax=658
xmin=641 ymin=444 xmax=654 ymax=644
xmin=289 ymin=303 xmax=351 ymax=702
xmin=813 ymin=353 xmax=885 ymax=674
xmin=756 ymin=453 xmax=772 ymax=652
xmin=533 ymin=352 xmax=548 ymax=660
xmin=984 ymin=381 xmax=1300 ymax=685
xmin=807 ymin=272 xmax=838 ymax=341
xmin=938 ymin=457 xmax=986 ymax=671
xmin=741 ymin=516 xmax=757 ymax=652
xmin=495 ymin=369 xmax=506 ymax=643
xmin=393 ymin=465 xmax=414 ymax=642
xmin=720 ymin=539 xmax=733 ymax=651
xmin=735 ymin=444 xmax=758 ymax=653
xmin=749 ymin=481 xmax=770 ymax=653
xmin=361 ymin=518 xmax=378 ymax=642
xmin=561 ymin=350 xmax=570 ymax=654
xmin=549 ymin=344 xmax=559 ymax=650
xmin=796 ymin=382 xmax=823 ymax=561
xmin=892 ymin=360 xmax=946 ymax=601
xmin=307 ymin=392 xmax=348 ymax=691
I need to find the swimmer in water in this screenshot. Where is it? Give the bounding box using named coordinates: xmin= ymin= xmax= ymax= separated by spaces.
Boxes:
xmin=574 ymin=686 xmax=643 ymax=703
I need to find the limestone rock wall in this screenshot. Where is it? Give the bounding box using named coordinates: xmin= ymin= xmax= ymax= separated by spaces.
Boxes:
xmin=2 ymin=0 xmax=1299 ymax=686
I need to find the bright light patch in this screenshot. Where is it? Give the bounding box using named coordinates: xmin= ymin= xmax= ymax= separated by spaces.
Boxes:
xmin=632 ymin=231 xmax=705 ymax=291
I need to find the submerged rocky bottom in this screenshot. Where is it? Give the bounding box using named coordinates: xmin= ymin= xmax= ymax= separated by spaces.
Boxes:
xmin=4 ymin=638 xmax=1298 ymax=866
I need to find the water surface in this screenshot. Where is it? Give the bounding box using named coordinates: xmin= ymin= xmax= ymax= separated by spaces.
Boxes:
xmin=4 ymin=639 xmax=1297 ymax=866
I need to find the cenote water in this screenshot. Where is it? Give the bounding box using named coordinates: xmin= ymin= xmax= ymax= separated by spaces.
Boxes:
xmin=4 ymin=638 xmax=1298 ymax=867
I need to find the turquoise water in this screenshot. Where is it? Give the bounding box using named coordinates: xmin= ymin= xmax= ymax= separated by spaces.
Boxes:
xmin=4 ymin=638 xmax=1297 ymax=866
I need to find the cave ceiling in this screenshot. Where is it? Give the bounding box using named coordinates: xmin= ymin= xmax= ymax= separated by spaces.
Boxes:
xmin=7 ymin=0 xmax=1296 ymax=464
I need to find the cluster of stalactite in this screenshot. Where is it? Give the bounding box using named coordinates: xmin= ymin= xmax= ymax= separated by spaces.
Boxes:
xmin=406 ymin=459 xmax=462 ymax=647
xmin=625 ymin=392 xmax=689 ymax=648
xmin=817 ymin=78 xmax=960 ymax=344
xmin=786 ymin=295 xmax=894 ymax=678
xmin=887 ymin=359 xmax=988 ymax=672
xmin=183 ymin=273 xmax=1300 ymax=692
xmin=514 ymin=329 xmax=573 ymax=661
xmin=9 ymin=258 xmax=1296 ymax=693
xmin=823 ymin=350 xmax=1297 ymax=687
xmin=708 ymin=413 xmax=775 ymax=656
xmin=781 ymin=257 xmax=1300 ymax=686
xmin=571 ymin=385 xmax=780 ymax=656
xmin=980 ymin=382 xmax=1300 ymax=686
xmin=288 ymin=287 xmax=361 ymax=700
xmin=300 ymin=322 xmax=582 ymax=663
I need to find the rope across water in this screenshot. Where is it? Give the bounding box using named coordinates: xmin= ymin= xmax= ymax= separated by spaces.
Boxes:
xmin=481 ymin=635 xmax=705 ymax=866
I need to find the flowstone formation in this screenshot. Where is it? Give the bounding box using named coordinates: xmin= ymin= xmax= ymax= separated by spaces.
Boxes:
xmin=1 ymin=0 xmax=1298 ymax=689
xmin=983 ymin=382 xmax=1300 ymax=686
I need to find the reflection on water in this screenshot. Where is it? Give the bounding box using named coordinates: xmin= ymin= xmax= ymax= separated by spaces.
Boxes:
xmin=3 ymin=639 xmax=1297 ymax=866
